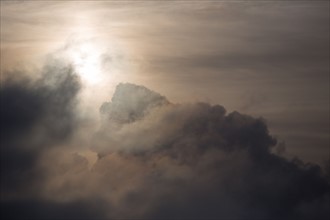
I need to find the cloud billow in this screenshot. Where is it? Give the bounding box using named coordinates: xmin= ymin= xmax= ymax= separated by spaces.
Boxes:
xmin=1 ymin=81 xmax=329 ymax=219
xmin=93 ymin=83 xmax=329 ymax=220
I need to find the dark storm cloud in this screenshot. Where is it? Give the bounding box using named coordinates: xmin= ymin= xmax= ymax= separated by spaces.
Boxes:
xmin=90 ymin=83 xmax=329 ymax=220
xmin=1 ymin=81 xmax=329 ymax=219
xmin=1 ymin=199 xmax=108 ymax=220
xmin=0 ymin=61 xmax=80 ymax=195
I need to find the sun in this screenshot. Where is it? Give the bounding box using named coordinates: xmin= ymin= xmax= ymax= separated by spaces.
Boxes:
xmin=61 ymin=33 xmax=126 ymax=88
xmin=66 ymin=39 xmax=104 ymax=84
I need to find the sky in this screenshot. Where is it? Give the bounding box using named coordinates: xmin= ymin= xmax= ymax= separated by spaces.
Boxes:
xmin=0 ymin=1 xmax=329 ymax=219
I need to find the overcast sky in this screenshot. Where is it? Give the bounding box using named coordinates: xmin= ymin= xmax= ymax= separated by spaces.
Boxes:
xmin=0 ymin=1 xmax=329 ymax=219
xmin=1 ymin=0 xmax=328 ymax=164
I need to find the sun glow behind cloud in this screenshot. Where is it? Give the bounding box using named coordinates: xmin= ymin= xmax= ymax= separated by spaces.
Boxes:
xmin=62 ymin=11 xmax=105 ymax=85
xmin=67 ymin=40 xmax=103 ymax=84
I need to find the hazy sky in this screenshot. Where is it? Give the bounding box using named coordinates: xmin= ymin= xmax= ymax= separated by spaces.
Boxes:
xmin=1 ymin=0 xmax=328 ymax=164
xmin=1 ymin=1 xmax=329 ymax=219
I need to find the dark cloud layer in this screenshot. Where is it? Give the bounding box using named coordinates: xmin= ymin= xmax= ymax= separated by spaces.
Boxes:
xmin=94 ymin=83 xmax=329 ymax=219
xmin=1 ymin=79 xmax=329 ymax=219
xmin=1 ymin=199 xmax=108 ymax=220
xmin=0 ymin=63 xmax=80 ymax=195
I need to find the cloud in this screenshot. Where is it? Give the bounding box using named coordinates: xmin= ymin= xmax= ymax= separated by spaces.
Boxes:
xmin=0 ymin=61 xmax=81 ymax=196
xmin=89 ymin=83 xmax=330 ymax=219
xmin=1 ymin=198 xmax=108 ymax=220
xmin=1 ymin=81 xmax=329 ymax=219
xmin=100 ymin=83 xmax=169 ymax=124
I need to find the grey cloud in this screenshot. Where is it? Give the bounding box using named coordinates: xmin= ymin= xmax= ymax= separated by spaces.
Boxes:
xmin=96 ymin=83 xmax=276 ymax=158
xmin=1 ymin=198 xmax=108 ymax=220
xmin=0 ymin=61 xmax=81 ymax=196
xmin=88 ymin=83 xmax=329 ymax=219
xmin=100 ymin=83 xmax=169 ymax=124
xmin=1 ymin=81 xmax=329 ymax=219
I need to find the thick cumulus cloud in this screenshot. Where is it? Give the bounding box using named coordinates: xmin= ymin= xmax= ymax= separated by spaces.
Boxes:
xmin=89 ymin=83 xmax=329 ymax=219
xmin=1 ymin=81 xmax=329 ymax=219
